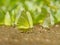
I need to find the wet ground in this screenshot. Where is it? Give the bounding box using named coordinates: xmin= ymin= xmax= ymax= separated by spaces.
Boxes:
xmin=0 ymin=24 xmax=60 ymax=45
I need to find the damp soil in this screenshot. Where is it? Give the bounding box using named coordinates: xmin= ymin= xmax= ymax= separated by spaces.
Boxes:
xmin=0 ymin=24 xmax=60 ymax=45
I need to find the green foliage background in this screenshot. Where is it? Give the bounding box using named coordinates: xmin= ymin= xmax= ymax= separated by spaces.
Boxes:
xmin=0 ymin=0 xmax=60 ymax=29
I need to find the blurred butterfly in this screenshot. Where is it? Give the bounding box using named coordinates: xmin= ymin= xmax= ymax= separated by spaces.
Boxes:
xmin=15 ymin=10 xmax=33 ymax=29
xmin=4 ymin=11 xmax=12 ymax=26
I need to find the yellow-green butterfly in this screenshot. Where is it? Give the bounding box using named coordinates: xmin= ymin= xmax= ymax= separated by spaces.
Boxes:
xmin=4 ymin=11 xmax=11 ymax=26
xmin=15 ymin=10 xmax=33 ymax=29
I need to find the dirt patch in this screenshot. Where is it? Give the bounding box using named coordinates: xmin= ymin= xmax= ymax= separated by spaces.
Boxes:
xmin=0 ymin=24 xmax=60 ymax=45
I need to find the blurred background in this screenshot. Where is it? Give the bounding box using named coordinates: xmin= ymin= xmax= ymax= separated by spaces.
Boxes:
xmin=0 ymin=0 xmax=60 ymax=29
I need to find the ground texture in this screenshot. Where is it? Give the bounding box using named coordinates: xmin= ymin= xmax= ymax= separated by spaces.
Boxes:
xmin=0 ymin=24 xmax=60 ymax=45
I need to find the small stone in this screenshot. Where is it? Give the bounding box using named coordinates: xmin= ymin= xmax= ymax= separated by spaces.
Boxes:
xmin=45 ymin=39 xmax=51 ymax=42
xmin=14 ymin=39 xmax=19 ymax=42
xmin=30 ymin=38 xmax=34 ymax=42
xmin=36 ymin=37 xmax=40 ymax=41
xmin=55 ymin=25 xmax=59 ymax=27
xmin=4 ymin=37 xmax=8 ymax=41
xmin=24 ymin=38 xmax=28 ymax=41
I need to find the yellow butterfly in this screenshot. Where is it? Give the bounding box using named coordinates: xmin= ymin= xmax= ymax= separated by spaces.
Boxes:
xmin=15 ymin=11 xmax=33 ymax=29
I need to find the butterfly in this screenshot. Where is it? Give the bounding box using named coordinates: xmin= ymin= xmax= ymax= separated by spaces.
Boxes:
xmin=15 ymin=10 xmax=33 ymax=29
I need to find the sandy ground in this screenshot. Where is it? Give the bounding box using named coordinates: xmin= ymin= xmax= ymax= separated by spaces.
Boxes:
xmin=0 ymin=24 xmax=60 ymax=45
